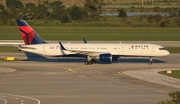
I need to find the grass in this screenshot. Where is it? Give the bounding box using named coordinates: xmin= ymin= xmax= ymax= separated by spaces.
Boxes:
xmin=166 ymin=47 xmax=180 ymax=53
xmin=158 ymin=70 xmax=180 ymax=79
xmin=0 ymin=26 xmax=180 ymax=52
xmin=0 ymin=26 xmax=180 ymax=41
xmin=0 ymin=46 xmax=19 ymax=52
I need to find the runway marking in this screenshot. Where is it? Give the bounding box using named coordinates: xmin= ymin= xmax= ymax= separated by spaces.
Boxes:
xmin=2 ymin=62 xmax=122 ymax=75
xmin=0 ymin=62 xmax=121 ymax=85
xmin=2 ymin=63 xmax=73 ymax=73
xmin=62 ymin=68 xmax=77 ymax=73
xmin=0 ymin=67 xmax=17 ymax=74
xmin=21 ymin=100 xmax=23 ymax=102
xmin=14 ymin=97 xmax=19 ymax=99
xmin=0 ymin=62 xmax=93 ymax=74
xmin=62 ymin=68 xmax=78 ymax=73
xmin=1 ymin=62 xmax=90 ymax=75
xmin=62 ymin=65 xmax=90 ymax=73
xmin=0 ymin=62 xmax=123 ymax=79
xmin=11 ymin=68 xmax=17 ymax=72
xmin=118 ymin=71 xmax=123 ymax=74
xmin=0 ymin=93 xmax=40 ymax=104
xmin=0 ymin=98 xmax=7 ymax=104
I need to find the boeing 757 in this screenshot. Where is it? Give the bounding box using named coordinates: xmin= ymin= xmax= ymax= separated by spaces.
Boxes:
xmin=16 ymin=20 xmax=169 ymax=65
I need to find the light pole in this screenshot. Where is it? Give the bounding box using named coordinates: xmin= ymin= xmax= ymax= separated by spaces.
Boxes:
xmin=142 ymin=0 xmax=144 ymax=7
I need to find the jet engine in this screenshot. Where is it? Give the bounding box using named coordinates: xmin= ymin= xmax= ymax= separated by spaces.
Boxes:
xmin=99 ymin=54 xmax=119 ymax=63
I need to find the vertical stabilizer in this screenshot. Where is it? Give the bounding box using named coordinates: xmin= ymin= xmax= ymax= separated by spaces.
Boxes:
xmin=16 ymin=20 xmax=46 ymax=45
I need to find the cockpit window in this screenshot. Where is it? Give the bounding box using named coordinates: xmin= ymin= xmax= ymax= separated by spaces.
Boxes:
xmin=159 ymin=48 xmax=165 ymax=50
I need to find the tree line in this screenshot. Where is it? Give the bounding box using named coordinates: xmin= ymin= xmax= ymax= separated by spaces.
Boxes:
xmin=0 ymin=0 xmax=180 ymax=27
xmin=0 ymin=0 xmax=104 ymax=24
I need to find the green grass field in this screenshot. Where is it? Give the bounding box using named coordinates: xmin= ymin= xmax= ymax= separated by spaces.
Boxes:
xmin=1 ymin=26 xmax=180 ymax=41
xmin=158 ymin=70 xmax=180 ymax=79
xmin=166 ymin=47 xmax=180 ymax=53
xmin=1 ymin=26 xmax=180 ymax=52
xmin=0 ymin=46 xmax=18 ymax=52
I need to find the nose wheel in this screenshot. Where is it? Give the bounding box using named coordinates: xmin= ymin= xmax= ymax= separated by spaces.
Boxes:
xmin=148 ymin=57 xmax=153 ymax=65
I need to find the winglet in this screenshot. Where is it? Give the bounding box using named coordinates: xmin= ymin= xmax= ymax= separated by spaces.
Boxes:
xmin=83 ymin=38 xmax=87 ymax=43
xmin=59 ymin=41 xmax=66 ymax=50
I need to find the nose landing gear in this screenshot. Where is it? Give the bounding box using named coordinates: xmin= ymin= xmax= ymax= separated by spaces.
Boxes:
xmin=148 ymin=57 xmax=153 ymax=65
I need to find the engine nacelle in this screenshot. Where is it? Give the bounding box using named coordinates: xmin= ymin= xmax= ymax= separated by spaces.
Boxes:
xmin=99 ymin=54 xmax=112 ymax=62
xmin=98 ymin=54 xmax=119 ymax=62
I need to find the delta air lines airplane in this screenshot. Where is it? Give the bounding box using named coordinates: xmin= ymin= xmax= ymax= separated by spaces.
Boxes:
xmin=16 ymin=20 xmax=169 ymax=65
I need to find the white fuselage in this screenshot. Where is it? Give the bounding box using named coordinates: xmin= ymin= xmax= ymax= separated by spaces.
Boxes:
xmin=18 ymin=42 xmax=170 ymax=57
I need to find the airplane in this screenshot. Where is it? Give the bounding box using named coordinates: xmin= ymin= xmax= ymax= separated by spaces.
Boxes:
xmin=16 ymin=20 xmax=170 ymax=65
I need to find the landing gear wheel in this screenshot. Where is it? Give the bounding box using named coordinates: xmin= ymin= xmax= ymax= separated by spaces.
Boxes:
xmin=91 ymin=59 xmax=97 ymax=64
xmin=84 ymin=61 xmax=92 ymax=65
xmin=148 ymin=57 xmax=153 ymax=65
xmin=92 ymin=61 xmax=97 ymax=64
xmin=85 ymin=57 xmax=97 ymax=65
xmin=148 ymin=62 xmax=152 ymax=65
xmin=88 ymin=61 xmax=92 ymax=65
xmin=84 ymin=62 xmax=88 ymax=65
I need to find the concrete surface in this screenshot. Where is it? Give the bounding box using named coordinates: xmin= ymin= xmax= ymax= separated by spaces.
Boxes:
xmin=0 ymin=53 xmax=179 ymax=104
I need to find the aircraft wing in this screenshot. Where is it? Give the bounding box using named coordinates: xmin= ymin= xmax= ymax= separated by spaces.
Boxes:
xmin=59 ymin=41 xmax=110 ymax=57
xmin=64 ymin=49 xmax=110 ymax=57
xmin=64 ymin=48 xmax=142 ymax=57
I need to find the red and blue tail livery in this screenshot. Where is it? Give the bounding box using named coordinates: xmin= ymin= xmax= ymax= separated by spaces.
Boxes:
xmin=16 ymin=20 xmax=46 ymax=45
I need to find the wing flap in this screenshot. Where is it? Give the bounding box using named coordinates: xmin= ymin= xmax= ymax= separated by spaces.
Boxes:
xmin=65 ymin=49 xmax=109 ymax=56
xmin=59 ymin=41 xmax=110 ymax=57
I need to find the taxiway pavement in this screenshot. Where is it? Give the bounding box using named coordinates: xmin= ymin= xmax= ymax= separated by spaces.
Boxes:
xmin=0 ymin=53 xmax=179 ymax=104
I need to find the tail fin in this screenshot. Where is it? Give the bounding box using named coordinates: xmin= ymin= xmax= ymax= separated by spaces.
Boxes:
xmin=16 ymin=20 xmax=46 ymax=45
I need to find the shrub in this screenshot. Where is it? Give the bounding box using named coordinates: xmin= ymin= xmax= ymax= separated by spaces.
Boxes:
xmin=68 ymin=6 xmax=88 ymax=20
xmin=148 ymin=14 xmax=162 ymax=23
xmin=118 ymin=8 xmax=127 ymax=18
xmin=61 ymin=13 xmax=71 ymax=23
xmin=178 ymin=11 xmax=180 ymax=17
xmin=160 ymin=17 xmax=170 ymax=27
xmin=175 ymin=17 xmax=180 ymax=27
xmin=158 ymin=91 xmax=180 ymax=104
xmin=153 ymin=7 xmax=161 ymax=12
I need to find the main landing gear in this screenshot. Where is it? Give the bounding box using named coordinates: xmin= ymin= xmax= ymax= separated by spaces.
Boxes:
xmin=84 ymin=59 xmax=97 ymax=65
xmin=148 ymin=57 xmax=153 ymax=65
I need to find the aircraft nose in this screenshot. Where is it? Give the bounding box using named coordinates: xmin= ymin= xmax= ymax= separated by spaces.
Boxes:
xmin=165 ymin=50 xmax=170 ymax=56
